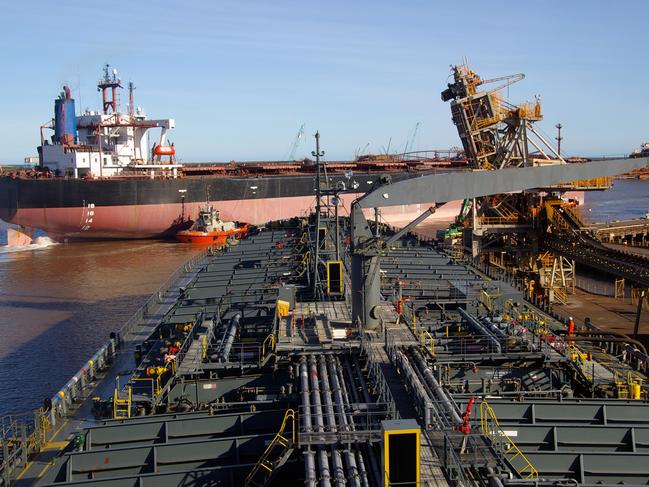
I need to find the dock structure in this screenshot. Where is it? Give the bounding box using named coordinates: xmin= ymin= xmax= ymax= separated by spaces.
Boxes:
xmin=587 ymin=217 xmax=649 ymax=246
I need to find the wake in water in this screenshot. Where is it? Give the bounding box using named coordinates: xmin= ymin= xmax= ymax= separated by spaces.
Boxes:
xmin=0 ymin=235 xmax=58 ymax=253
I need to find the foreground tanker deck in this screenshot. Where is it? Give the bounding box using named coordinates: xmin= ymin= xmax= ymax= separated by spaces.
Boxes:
xmin=4 ymin=213 xmax=649 ymax=487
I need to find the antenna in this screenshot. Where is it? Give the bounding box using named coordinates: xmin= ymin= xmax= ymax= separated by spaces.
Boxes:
xmin=555 ymin=123 xmax=563 ymax=156
xmin=312 ymin=132 xmax=325 ymax=205
xmin=128 ymin=82 xmax=135 ymax=117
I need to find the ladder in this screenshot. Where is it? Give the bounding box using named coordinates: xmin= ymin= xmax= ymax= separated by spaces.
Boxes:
xmin=553 ymin=287 xmax=568 ymax=305
xmin=244 ymin=409 xmax=296 ymax=487
xmin=259 ymin=333 xmax=276 ymax=366
xmin=480 ymin=401 xmax=538 ymax=480
xmin=113 ymin=386 xmax=132 ymax=419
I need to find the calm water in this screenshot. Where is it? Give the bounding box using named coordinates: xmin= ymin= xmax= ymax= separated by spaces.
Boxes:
xmin=0 ymin=233 xmax=200 ymax=416
xmin=0 ymin=179 xmax=647 ymax=416
xmin=581 ymin=179 xmax=649 ymax=223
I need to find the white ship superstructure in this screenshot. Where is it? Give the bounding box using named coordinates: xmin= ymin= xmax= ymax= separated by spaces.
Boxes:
xmin=39 ymin=65 xmax=178 ymax=178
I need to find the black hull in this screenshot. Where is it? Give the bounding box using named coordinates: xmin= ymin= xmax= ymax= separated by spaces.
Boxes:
xmin=0 ymin=171 xmax=457 ymax=239
xmin=0 ymin=171 xmax=437 ymax=213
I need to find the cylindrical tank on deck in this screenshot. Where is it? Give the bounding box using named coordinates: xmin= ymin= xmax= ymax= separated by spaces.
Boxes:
xmin=54 ymin=86 xmax=77 ymax=145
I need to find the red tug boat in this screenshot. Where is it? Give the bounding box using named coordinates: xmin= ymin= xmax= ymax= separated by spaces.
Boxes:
xmin=176 ymin=205 xmax=249 ymax=245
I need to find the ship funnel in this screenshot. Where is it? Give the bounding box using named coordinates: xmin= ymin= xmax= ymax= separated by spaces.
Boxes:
xmin=54 ymin=85 xmax=77 ymax=145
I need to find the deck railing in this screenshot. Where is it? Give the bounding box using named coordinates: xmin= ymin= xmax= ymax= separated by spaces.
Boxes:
xmin=0 ymin=245 xmax=216 ymax=485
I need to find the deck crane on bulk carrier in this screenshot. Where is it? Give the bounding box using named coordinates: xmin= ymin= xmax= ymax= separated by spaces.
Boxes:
xmin=348 ymin=64 xmax=649 ymax=329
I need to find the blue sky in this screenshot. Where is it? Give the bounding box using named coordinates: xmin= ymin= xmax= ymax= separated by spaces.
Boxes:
xmin=1 ymin=1 xmax=647 ymax=163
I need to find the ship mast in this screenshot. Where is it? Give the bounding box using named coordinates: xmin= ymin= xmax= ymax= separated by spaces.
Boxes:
xmin=97 ymin=64 xmax=122 ymax=115
xmin=312 ymin=132 xmax=325 ymax=298
xmin=128 ymin=81 xmax=135 ymax=118
xmin=310 ymin=132 xmax=343 ymax=300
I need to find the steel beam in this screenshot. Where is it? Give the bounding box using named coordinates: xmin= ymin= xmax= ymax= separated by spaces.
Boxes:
xmin=383 ymin=205 xmax=437 ymax=246
xmin=356 ymin=158 xmax=648 ymax=209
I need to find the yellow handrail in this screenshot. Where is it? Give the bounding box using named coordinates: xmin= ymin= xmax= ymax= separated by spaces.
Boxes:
xmin=295 ymin=250 xmax=312 ymax=277
xmin=113 ymin=385 xmax=132 ymax=419
xmin=419 ymin=330 xmax=435 ymax=357
xmin=480 ymin=288 xmax=502 ymax=312
xmin=555 ymin=176 xmax=611 ymax=189
xmin=261 ymin=333 xmax=276 ymax=363
xmin=244 ymin=409 xmax=296 ymax=486
xmin=476 ymin=216 xmax=519 ymax=226
xmin=480 ymin=401 xmax=538 ymax=480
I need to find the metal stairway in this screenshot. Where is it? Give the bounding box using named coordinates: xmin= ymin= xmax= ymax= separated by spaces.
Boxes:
xmin=244 ymin=409 xmax=296 ymax=487
xmin=112 ymin=386 xmax=132 ymax=419
xmin=480 ymin=401 xmax=538 ymax=480
xmin=259 ymin=333 xmax=276 ymax=367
